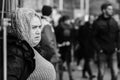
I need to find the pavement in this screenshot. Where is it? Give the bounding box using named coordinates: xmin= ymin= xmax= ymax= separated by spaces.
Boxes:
xmin=55 ymin=61 xmax=120 ymax=80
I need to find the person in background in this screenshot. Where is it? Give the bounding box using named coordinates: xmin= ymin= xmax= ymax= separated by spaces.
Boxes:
xmin=79 ymin=15 xmax=96 ymax=80
xmin=92 ymin=3 xmax=119 ymax=80
xmin=113 ymin=14 xmax=120 ymax=69
xmin=72 ymin=18 xmax=84 ymax=71
xmin=35 ymin=5 xmax=60 ymax=62
xmin=55 ymin=15 xmax=73 ymax=80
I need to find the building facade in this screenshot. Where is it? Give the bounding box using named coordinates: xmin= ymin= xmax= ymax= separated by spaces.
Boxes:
xmin=0 ymin=0 xmax=119 ymax=18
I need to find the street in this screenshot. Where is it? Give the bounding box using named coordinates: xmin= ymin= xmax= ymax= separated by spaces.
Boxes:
xmin=62 ymin=70 xmax=120 ymax=80
xmin=56 ymin=61 xmax=120 ymax=80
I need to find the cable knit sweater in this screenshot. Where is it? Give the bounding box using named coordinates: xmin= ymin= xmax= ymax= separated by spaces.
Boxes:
xmin=27 ymin=49 xmax=56 ymax=80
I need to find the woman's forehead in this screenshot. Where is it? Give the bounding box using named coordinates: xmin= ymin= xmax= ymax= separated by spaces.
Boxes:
xmin=31 ymin=16 xmax=41 ymax=25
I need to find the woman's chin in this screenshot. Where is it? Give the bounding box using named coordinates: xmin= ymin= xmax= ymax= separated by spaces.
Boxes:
xmin=31 ymin=41 xmax=40 ymax=47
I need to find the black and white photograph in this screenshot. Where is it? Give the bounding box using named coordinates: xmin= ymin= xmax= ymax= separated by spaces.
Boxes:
xmin=0 ymin=0 xmax=120 ymax=80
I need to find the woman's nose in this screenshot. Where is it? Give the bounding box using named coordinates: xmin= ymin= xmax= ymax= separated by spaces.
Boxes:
xmin=36 ymin=28 xmax=41 ymax=34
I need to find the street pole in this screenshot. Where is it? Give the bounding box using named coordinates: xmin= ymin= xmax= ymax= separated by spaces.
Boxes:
xmin=1 ymin=0 xmax=7 ymax=80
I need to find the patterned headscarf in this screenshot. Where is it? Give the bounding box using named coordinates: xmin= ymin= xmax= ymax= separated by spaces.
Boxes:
xmin=11 ymin=8 xmax=41 ymax=45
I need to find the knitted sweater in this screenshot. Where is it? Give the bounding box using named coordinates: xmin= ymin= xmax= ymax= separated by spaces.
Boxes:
xmin=27 ymin=49 xmax=56 ymax=80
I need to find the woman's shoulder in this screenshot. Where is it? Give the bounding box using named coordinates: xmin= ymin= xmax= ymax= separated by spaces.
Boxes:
xmin=0 ymin=33 xmax=35 ymax=58
xmin=8 ymin=39 xmax=35 ymax=58
xmin=0 ymin=34 xmax=35 ymax=80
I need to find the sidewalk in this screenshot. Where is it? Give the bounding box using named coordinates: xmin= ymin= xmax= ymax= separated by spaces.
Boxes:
xmin=56 ymin=61 xmax=120 ymax=80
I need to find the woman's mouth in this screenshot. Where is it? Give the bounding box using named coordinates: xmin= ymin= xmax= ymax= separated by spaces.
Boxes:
xmin=35 ymin=36 xmax=40 ymax=39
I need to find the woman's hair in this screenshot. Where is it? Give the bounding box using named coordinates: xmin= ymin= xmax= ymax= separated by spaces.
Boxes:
xmin=11 ymin=8 xmax=41 ymax=44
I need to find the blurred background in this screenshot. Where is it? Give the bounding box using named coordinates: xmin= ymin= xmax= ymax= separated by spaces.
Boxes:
xmin=1 ymin=0 xmax=120 ymax=80
xmin=0 ymin=0 xmax=120 ymax=22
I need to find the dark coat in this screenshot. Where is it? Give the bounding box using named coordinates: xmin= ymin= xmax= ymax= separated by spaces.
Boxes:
xmin=92 ymin=14 xmax=119 ymax=53
xmin=0 ymin=34 xmax=35 ymax=80
xmin=78 ymin=22 xmax=95 ymax=58
xmin=55 ymin=24 xmax=72 ymax=62
xmin=55 ymin=24 xmax=72 ymax=44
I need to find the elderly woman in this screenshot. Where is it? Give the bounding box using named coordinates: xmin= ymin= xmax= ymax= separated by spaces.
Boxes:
xmin=0 ymin=8 xmax=56 ymax=80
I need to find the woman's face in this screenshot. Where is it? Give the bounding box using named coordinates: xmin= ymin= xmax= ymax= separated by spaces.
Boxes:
xmin=30 ymin=16 xmax=42 ymax=47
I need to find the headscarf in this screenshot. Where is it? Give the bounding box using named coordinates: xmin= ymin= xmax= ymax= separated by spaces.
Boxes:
xmin=11 ymin=8 xmax=41 ymax=46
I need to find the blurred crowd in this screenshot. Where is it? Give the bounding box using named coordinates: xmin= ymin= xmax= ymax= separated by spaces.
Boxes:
xmin=0 ymin=1 xmax=120 ymax=80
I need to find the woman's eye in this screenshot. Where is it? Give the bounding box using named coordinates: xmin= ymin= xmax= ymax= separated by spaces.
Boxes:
xmin=39 ymin=25 xmax=41 ymax=28
xmin=32 ymin=25 xmax=41 ymax=29
xmin=32 ymin=26 xmax=37 ymax=29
